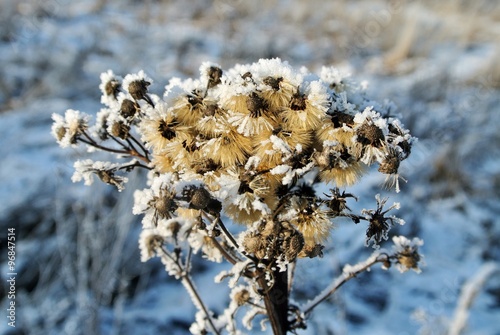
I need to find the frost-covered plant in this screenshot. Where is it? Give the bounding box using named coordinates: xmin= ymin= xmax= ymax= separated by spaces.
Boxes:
xmin=52 ymin=58 xmax=423 ymax=334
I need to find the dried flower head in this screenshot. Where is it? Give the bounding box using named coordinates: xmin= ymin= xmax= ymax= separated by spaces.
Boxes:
xmin=120 ymin=99 xmax=137 ymax=119
xmin=51 ymin=109 xmax=90 ymax=147
xmin=99 ymin=70 xmax=123 ymax=107
xmin=71 ymin=159 xmax=129 ymax=191
xmin=392 ymin=236 xmax=424 ymax=273
xmin=362 ymin=194 xmax=405 ymax=248
xmin=281 ymin=196 xmax=333 ymax=248
xmin=139 ymin=229 xmax=164 ymax=262
xmin=206 ymin=65 xmax=223 ymax=89
xmin=323 ymin=188 xmax=356 ymax=216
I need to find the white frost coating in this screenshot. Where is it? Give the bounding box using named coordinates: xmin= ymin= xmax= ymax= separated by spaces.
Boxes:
xmin=319 ymin=66 xmax=350 ymax=87
xmin=251 ymin=58 xmax=303 ymax=87
xmin=51 ymin=109 xmax=90 ymax=148
xmin=99 ymin=70 xmax=123 ymax=108
xmin=270 ymin=164 xmax=291 ymax=176
xmin=392 ymin=236 xmax=423 ymax=254
xmin=448 ymin=262 xmax=499 ymax=335
xmin=214 ymin=270 xmax=229 ymax=284
xmin=269 ymin=134 xmax=292 ymax=155
xmin=342 ymin=252 xmax=380 ymax=275
xmin=305 ymin=80 xmax=330 ymax=111
xmin=242 ymin=307 xmax=261 ymax=330
xmin=138 ymin=228 xmax=162 ymax=262
xmin=228 ymin=260 xmax=252 ymax=288
xmin=245 ymin=156 xmax=261 ymax=170
xmin=189 ymin=310 xmax=209 ymax=335
xmin=251 ymin=198 xmax=271 ymax=214
xmin=353 ymin=107 xmax=389 ymax=135
xmin=214 ymin=171 xmax=240 ymax=200
xmin=71 ymin=159 xmax=127 ymax=190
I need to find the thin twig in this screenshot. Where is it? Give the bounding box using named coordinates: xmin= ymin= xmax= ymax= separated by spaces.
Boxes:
xmin=181 ymin=275 xmax=221 ymax=335
xmin=79 ymin=137 xmax=130 ymax=156
xmin=288 ymin=261 xmax=296 ymax=293
xmin=302 ymin=253 xmax=388 ymax=316
xmin=185 ymin=246 xmax=193 ymax=271
xmin=209 ymin=236 xmax=238 ymax=265
xmin=214 ymin=215 xmax=240 ymax=250
xmin=128 ymin=134 xmax=150 ymax=160
xmin=79 ymin=132 xmax=151 ymax=163
xmin=159 ymin=246 xmax=221 ymax=335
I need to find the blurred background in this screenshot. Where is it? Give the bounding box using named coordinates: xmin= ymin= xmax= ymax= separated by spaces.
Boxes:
xmin=0 ymin=0 xmax=499 ymax=334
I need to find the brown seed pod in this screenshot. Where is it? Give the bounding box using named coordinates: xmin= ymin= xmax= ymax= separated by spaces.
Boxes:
xmin=189 ymin=187 xmax=212 ymax=210
xmin=246 ymin=93 xmax=268 ymax=118
xmin=285 ymin=232 xmax=305 ymax=261
xmin=378 ymin=152 xmax=401 ymax=175
xmin=290 ymin=91 xmax=307 ymax=111
xmin=356 ymin=122 xmax=385 ymax=147
xmin=128 ymin=79 xmax=151 ymax=101
xmin=120 ymin=99 xmax=137 ymax=119
xmin=397 ymin=250 xmax=420 ymax=270
xmin=234 ymin=289 xmax=251 ymax=306
xmin=207 ymin=66 xmax=223 ymax=89
xmin=110 ymin=121 xmax=130 ymax=139
xmin=263 ymin=76 xmax=283 ymax=91
xmin=157 ymin=120 xmax=177 ymax=140
xmin=105 ymin=79 xmax=121 ymax=98
xmin=55 ymin=126 xmax=66 ymax=141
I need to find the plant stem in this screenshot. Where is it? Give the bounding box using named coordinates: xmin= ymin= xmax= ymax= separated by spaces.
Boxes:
xmin=160 ymin=246 xmax=220 ymax=335
xmin=259 ymin=266 xmax=289 ymax=335
xmin=302 ymin=253 xmax=387 ymax=316
xmin=181 ymin=275 xmax=221 ymax=335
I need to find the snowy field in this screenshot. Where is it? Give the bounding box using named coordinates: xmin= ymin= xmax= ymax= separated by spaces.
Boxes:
xmin=0 ymin=0 xmax=499 ymax=334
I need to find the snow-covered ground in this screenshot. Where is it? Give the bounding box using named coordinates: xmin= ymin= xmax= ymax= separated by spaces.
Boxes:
xmin=1 ymin=1 xmax=499 ymax=334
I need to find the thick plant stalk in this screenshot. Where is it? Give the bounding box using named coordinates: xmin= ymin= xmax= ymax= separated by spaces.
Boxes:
xmin=260 ymin=267 xmax=289 ymax=335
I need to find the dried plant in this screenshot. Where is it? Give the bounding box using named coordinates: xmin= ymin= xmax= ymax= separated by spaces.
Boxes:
xmin=52 ymin=58 xmax=423 ymax=334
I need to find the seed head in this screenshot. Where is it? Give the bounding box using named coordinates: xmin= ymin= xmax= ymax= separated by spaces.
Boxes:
xmin=330 ymin=111 xmax=354 ymax=128
xmin=207 ymin=66 xmax=223 ymax=89
xmin=189 ymin=187 xmax=212 ymax=210
xmin=378 ymin=149 xmax=401 ymax=175
xmin=284 ymin=232 xmax=305 ymax=261
xmin=158 ymin=119 xmax=177 ymax=140
xmin=110 ymin=121 xmax=130 ymax=139
xmin=263 ymin=76 xmax=283 ymax=91
xmin=120 ymin=99 xmax=137 ymax=119
xmin=233 ymin=288 xmax=251 ymax=306
xmin=104 ymin=79 xmax=121 ymax=98
xmin=128 ymin=79 xmax=150 ymax=101
xmin=356 ymin=122 xmax=385 ymax=147
xmin=246 ymin=93 xmax=267 ymax=118
xmin=54 ymin=126 xmax=67 ymax=142
xmin=290 ymin=91 xmax=307 ymax=111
